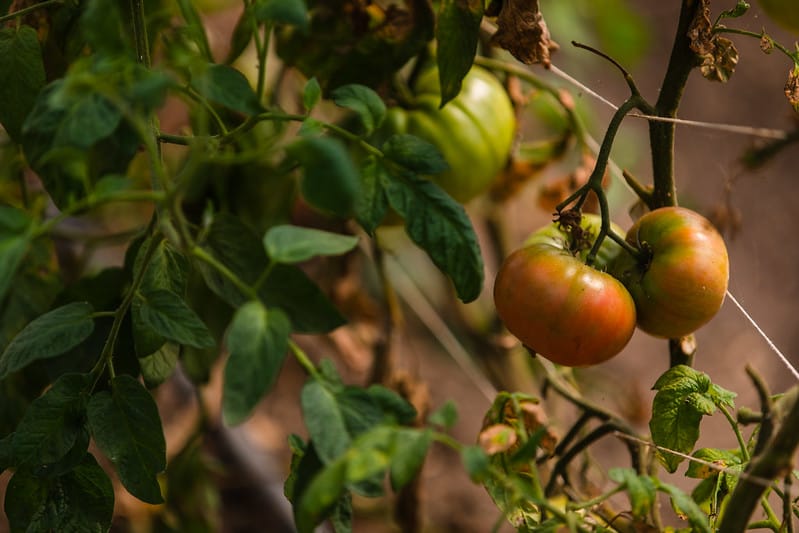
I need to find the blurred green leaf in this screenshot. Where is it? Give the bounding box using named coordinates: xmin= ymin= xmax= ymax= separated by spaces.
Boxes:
xmin=192 ymin=63 xmax=264 ymax=115
xmin=288 ymin=136 xmax=360 ymax=218
xmin=254 ymin=0 xmax=309 ymax=29
xmin=0 ymin=26 xmax=46 ymax=143
xmin=301 ymin=379 xmax=352 ymax=464
xmin=354 ymin=156 xmax=388 ymax=235
xmin=264 ymin=225 xmax=358 ymax=264
xmin=609 ymin=468 xmax=657 ymax=520
xmin=0 ymin=206 xmax=33 ymax=305
xmin=461 ymin=445 xmax=490 ymax=482
xmin=428 ymin=400 xmax=458 ymax=429
xmin=303 ymin=77 xmax=322 ymax=112
xmin=658 ymin=481 xmax=712 ymax=533
xmin=0 ymin=302 xmax=95 ymax=380
xmin=331 ymin=84 xmax=386 ymax=135
xmin=138 ymin=343 xmax=180 ymax=389
xmin=389 ymin=428 xmax=431 ymax=490
xmin=382 ymin=134 xmax=449 ymax=175
xmin=293 ymin=456 xmax=348 ymax=533
xmin=5 ymin=454 xmax=114 ymax=533
xmin=223 ymin=302 xmax=291 ymax=425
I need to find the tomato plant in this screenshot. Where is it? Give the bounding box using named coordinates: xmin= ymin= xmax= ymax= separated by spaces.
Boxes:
xmin=380 ymin=65 xmax=516 ymax=203
xmin=611 ymin=207 xmax=730 ymax=339
xmin=494 ymin=216 xmax=636 ymax=367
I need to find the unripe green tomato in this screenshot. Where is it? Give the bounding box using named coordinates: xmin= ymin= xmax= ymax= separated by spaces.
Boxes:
xmin=383 ymin=66 xmax=516 ymax=203
xmin=610 ymin=207 xmax=730 ymax=339
xmin=758 ymin=0 xmax=799 ymax=33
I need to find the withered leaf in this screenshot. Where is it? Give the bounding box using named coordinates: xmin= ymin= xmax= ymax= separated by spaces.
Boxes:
xmin=490 ymin=0 xmax=559 ymax=67
xmin=785 ymin=65 xmax=799 ymax=114
xmin=688 ymin=0 xmax=739 ymax=82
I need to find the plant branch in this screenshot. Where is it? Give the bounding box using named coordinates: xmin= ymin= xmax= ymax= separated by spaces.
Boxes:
xmin=717 ymin=384 xmax=799 ymax=532
xmin=0 ymin=0 xmax=63 ymax=24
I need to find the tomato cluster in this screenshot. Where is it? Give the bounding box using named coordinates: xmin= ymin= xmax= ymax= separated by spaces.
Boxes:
xmin=494 ymin=208 xmax=730 ymax=367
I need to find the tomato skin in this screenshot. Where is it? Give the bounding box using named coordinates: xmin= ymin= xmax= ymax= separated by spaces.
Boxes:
xmin=611 ymin=207 xmax=730 ymax=339
xmin=494 ymin=228 xmax=637 ymax=367
xmin=383 ymin=66 xmax=516 ymax=203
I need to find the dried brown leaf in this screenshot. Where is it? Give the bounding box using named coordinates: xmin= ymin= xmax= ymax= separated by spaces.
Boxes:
xmin=785 ymin=66 xmax=799 ymax=114
xmin=478 ymin=424 xmax=518 ymax=455
xmin=688 ymin=1 xmax=739 ymax=82
xmin=490 ymin=0 xmax=559 ymax=67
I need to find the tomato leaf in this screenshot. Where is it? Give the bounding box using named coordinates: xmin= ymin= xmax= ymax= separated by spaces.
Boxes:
xmin=9 ymin=373 xmax=90 ymax=470
xmin=87 ymin=375 xmax=166 ymax=504
xmin=330 ymin=84 xmax=386 ymax=135
xmin=303 ymin=77 xmax=322 ymax=112
xmin=657 ymin=481 xmax=712 ymax=533
xmin=608 ymin=468 xmax=657 ymax=520
xmin=461 ymin=445 xmax=490 ymax=482
xmin=264 ymin=225 xmax=358 ymax=264
xmin=0 ymin=302 xmax=95 ymax=380
xmin=191 ymin=63 xmax=264 ymax=116
xmin=428 ymin=400 xmax=458 ymax=429
xmin=293 ymin=456 xmax=348 ymax=533
xmin=4 ymin=454 xmax=114 ymax=533
xmin=0 ymin=26 xmax=46 ymax=143
xmin=435 ymin=0 xmax=482 ymax=107
xmin=288 ymin=137 xmax=360 ymax=218
xmin=685 ymin=448 xmax=742 ymax=479
xmin=649 ymin=365 xmax=726 ymax=473
xmin=223 ymin=302 xmax=291 ymax=425
xmin=381 ymin=169 xmax=484 ymax=303
xmin=354 ymin=156 xmax=389 ymax=235
xmin=136 ymin=289 xmax=215 ymax=349
xmin=0 ymin=206 xmax=33 ymax=305
xmin=300 ymin=379 xmax=352 ymax=464
xmin=389 ymin=428 xmax=431 ymax=491
xmin=198 ymin=214 xmax=346 ymax=333
xmin=138 ymin=343 xmax=179 ymax=389
xmin=382 ymin=134 xmax=449 ymax=175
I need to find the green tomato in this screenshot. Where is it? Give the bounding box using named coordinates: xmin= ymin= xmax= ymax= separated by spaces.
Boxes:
xmin=494 ymin=216 xmax=637 ymax=367
xmin=610 ymin=207 xmax=730 ymax=339
xmin=383 ymin=66 xmax=516 ymax=203
xmin=758 ymin=0 xmax=799 ymax=33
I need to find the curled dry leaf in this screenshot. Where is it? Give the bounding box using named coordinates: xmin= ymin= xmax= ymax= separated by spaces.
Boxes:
xmin=688 ymin=0 xmax=739 ymax=82
xmin=488 ymin=0 xmax=559 ymax=67
xmin=785 ymin=65 xmax=799 ymax=114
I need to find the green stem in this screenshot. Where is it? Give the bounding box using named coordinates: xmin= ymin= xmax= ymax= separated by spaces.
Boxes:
xmin=566 ymin=485 xmax=625 ymax=511
xmin=190 ymin=246 xmax=258 ymax=300
xmin=288 ymin=340 xmax=320 ymax=379
xmin=0 ymin=0 xmax=63 ymax=24
xmin=649 ymin=0 xmax=702 ymax=208
xmin=714 ymin=27 xmax=798 ymax=63
xmin=720 ymin=404 xmax=750 ymax=462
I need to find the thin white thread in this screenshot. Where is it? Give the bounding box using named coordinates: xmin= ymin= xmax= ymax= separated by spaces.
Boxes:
xmin=725 ymin=291 xmax=799 ymax=381
xmin=614 ymin=432 xmax=775 ymax=488
xmin=548 ymin=64 xmax=790 ymax=140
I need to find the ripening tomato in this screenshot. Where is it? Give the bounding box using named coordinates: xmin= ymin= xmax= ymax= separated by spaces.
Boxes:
xmin=494 ymin=217 xmax=637 ymax=367
xmin=382 ymin=66 xmax=516 ymax=203
xmin=610 ymin=207 xmax=730 ymax=339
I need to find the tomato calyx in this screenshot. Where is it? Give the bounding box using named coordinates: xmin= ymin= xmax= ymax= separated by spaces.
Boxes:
xmin=553 ymin=209 xmax=593 ymax=257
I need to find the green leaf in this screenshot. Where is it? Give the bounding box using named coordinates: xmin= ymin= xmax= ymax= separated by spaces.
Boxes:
xmin=138 ymin=343 xmax=180 ymax=389
xmin=301 ymin=379 xmax=351 ymax=463
xmin=366 ymin=384 xmax=417 ymax=425
xmin=389 ymin=428 xmax=431 ymax=490
xmin=0 ymin=205 xmax=33 ymax=304
xmin=0 ymin=434 xmax=11 ymax=471
xmin=293 ymin=457 xmax=348 ymax=533
xmin=435 ymin=0 xmax=481 ymax=107
xmin=132 ymin=238 xmax=189 ymax=357
xmin=264 ymin=225 xmax=359 ymax=264
xmin=4 ymin=454 xmax=114 ymax=533
xmin=461 ymin=445 xmax=490 ymax=482
xmin=198 ymin=214 xmax=346 ymax=333
xmin=608 ymin=468 xmax=657 ymax=520
xmin=288 ymin=136 xmax=360 ymax=218
xmin=329 ymin=492 xmax=353 ymax=533
xmin=137 ymin=289 xmax=216 ymax=349
xmin=0 ymin=26 xmax=46 ymax=142
xmin=658 ymin=482 xmax=712 ymax=533
xmin=254 ymin=0 xmax=309 ymax=30
xmin=685 ymin=448 xmax=741 ymax=479
xmin=650 ymin=365 xmax=721 ymax=473
xmin=330 ymin=84 xmax=386 ymax=135
xmin=345 ymin=426 xmax=395 ymax=484
xmin=354 ymin=156 xmax=388 ymax=235
xmin=191 ymin=63 xmax=264 ymax=116
xmin=303 ymin=77 xmax=322 ymax=112
xmin=223 ymin=302 xmax=291 ymax=425
xmin=381 ymin=169 xmax=484 ymax=302
xmin=337 ymin=387 xmax=385 ymax=437
xmin=10 ymin=373 xmax=90 ymax=469
xmin=428 ymin=400 xmax=458 ymax=429
xmin=719 ymin=0 xmax=750 ymax=19
xmin=87 ymin=375 xmax=166 ymax=504
xmin=382 ymin=134 xmax=449 ymax=175
xmin=0 ymin=302 xmax=95 ymax=379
